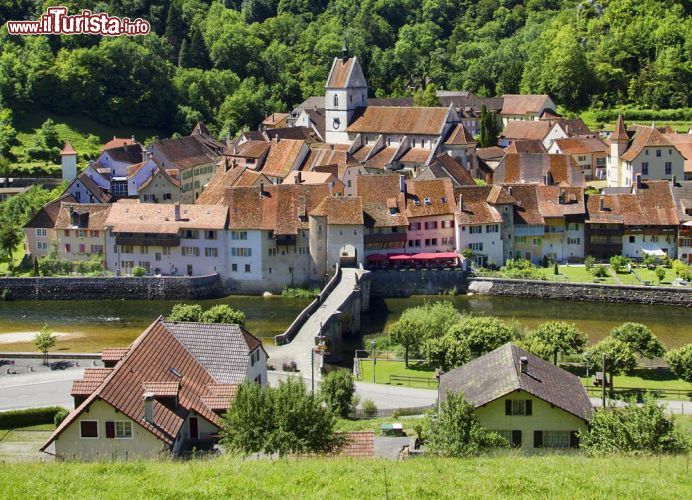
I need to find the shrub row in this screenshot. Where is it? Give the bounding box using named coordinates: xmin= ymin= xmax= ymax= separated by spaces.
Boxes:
xmin=0 ymin=406 xmax=67 ymax=429
xmin=592 ymin=108 xmax=692 ymax=123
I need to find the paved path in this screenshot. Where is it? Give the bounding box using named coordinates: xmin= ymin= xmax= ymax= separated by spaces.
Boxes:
xmin=267 ymin=268 xmax=362 ymax=376
xmin=0 ymin=368 xmax=83 ymax=411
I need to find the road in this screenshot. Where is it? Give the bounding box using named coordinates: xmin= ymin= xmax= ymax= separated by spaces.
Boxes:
xmin=0 ymin=368 xmax=84 ymax=411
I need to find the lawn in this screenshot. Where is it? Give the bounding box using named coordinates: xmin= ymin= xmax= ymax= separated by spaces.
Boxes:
xmin=0 ymin=424 xmax=54 ymax=463
xmin=543 ymin=265 xmax=619 ymax=284
xmin=580 ymin=369 xmax=692 ymax=400
xmin=0 ymin=455 xmax=690 ymax=498
xmin=632 ymin=267 xmax=679 ymax=286
xmin=357 ymin=359 xmax=437 ymax=389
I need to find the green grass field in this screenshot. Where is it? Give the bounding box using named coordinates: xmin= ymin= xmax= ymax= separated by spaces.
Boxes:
xmin=543 ymin=265 xmax=619 ymax=284
xmin=357 ymin=359 xmax=437 ymax=389
xmin=0 ymin=454 xmax=690 ymax=498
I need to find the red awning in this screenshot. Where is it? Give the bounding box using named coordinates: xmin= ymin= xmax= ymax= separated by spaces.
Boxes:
xmin=412 ymin=252 xmax=460 ymax=260
xmin=366 ymin=253 xmax=387 ymax=262
xmin=388 ymin=254 xmax=414 ymax=261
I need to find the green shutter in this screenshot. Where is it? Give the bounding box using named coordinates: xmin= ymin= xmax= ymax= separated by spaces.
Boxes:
xmin=505 ymin=400 xmax=512 ymax=415
xmin=570 ymin=431 xmax=579 ymax=448
xmin=533 ymin=430 xmax=543 ymax=448
xmin=525 ymin=400 xmax=532 ymax=415
xmin=511 ymin=430 xmax=522 ymax=448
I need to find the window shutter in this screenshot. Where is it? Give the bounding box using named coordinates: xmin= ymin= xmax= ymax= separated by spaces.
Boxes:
xmin=505 ymin=400 xmax=512 ymax=415
xmin=570 ymin=431 xmax=579 ymax=448
xmin=525 ymin=400 xmax=532 ymax=416
xmin=511 ymin=430 xmax=522 ymax=448
xmin=533 ymin=430 xmax=543 ymax=448
xmin=105 ymin=421 xmax=115 ymax=439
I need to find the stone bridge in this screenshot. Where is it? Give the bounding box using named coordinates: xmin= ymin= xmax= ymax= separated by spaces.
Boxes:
xmin=269 ymin=266 xmax=370 ymax=377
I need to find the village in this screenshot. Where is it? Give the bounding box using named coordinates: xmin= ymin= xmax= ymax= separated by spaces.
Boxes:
xmin=0 ymin=45 xmax=690 ymax=487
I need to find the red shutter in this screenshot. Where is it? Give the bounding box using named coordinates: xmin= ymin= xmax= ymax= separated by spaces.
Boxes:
xmin=105 ymin=421 xmax=115 ymax=439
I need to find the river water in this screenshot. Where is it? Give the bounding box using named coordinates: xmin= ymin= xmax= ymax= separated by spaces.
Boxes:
xmin=0 ymin=295 xmax=689 ymax=352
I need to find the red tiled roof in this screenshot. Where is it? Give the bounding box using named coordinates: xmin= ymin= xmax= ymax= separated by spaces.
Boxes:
xmin=505 ymin=184 xmax=544 ymax=225
xmin=261 ymin=139 xmax=306 ymax=178
xmin=141 ymin=381 xmax=180 ymax=397
xmin=327 ymin=58 xmax=356 ymax=88
xmin=101 ymin=348 xmax=129 ymax=363
xmin=399 ymin=148 xmax=432 ymax=164
xmin=60 ymin=141 xmax=77 ymax=155
xmin=501 ymin=94 xmax=552 ymax=115
xmin=621 ymin=127 xmax=674 ymax=162
xmin=310 ymin=196 xmax=364 ymax=225
xmin=23 ymin=193 xmax=77 ymax=229
xmin=536 ymin=186 xmax=585 ymax=218
xmin=553 ymin=137 xmax=607 ymax=155
xmin=506 ymin=140 xmax=547 ymax=154
xmin=347 ymin=107 xmax=450 ymax=136
xmin=337 ymin=431 xmax=375 ymax=457
xmin=54 ymin=203 xmax=111 ymax=230
xmin=501 ymin=120 xmax=552 ymax=141
xmin=406 ymin=179 xmax=457 ymax=218
xmin=455 ymin=186 xmax=504 ymax=225
xmin=444 ymin=123 xmax=476 ymax=145
xmin=357 ymin=175 xmax=408 ymax=228
xmin=586 ymin=181 xmax=679 ymax=226
xmin=101 ymin=137 xmax=136 ymax=152
xmin=610 ymin=115 xmax=628 ymax=141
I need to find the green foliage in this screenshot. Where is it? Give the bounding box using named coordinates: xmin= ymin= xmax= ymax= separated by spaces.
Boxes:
xmin=671 ymin=260 xmax=691 ymax=281
xmin=221 ymin=378 xmax=343 ymax=457
xmin=320 ymin=370 xmax=356 ymax=418
xmin=591 ymin=265 xmax=609 ymax=278
xmin=361 ymin=398 xmax=377 ymax=417
xmin=38 ymin=255 xmax=73 ymax=277
xmin=0 ymin=224 xmax=20 ymax=271
xmin=609 ymin=255 xmax=630 ymax=274
xmin=665 ymin=344 xmax=692 ymax=383
xmin=501 ymin=258 xmax=542 ymax=279
xmin=654 ymin=267 xmax=666 ymax=283
xmin=167 ymin=303 xmax=203 ymax=322
xmin=522 ymin=321 xmax=587 ymax=365
xmin=200 ymin=304 xmax=246 ymax=325
xmin=0 ymin=108 xmax=18 ymax=161
xmin=584 ymin=256 xmax=595 ymax=270
xmin=0 ymin=406 xmax=68 ymax=430
xmin=610 ymin=323 xmax=666 ymax=360
xmin=281 ymin=287 xmax=320 ymax=298
xmin=132 ymin=266 xmax=146 ymax=277
xmin=413 ymin=83 xmax=439 ymax=107
xmin=424 ymin=334 xmax=471 ymax=372
xmin=388 ymin=317 xmax=425 ymax=366
xmin=587 ymin=337 xmax=638 ymax=377
xmin=447 ymin=316 xmax=519 ymax=359
xmin=426 ymin=392 xmax=507 ymax=457
xmin=34 ymin=323 xmax=56 ymax=365
xmin=53 ymin=409 xmax=69 ymax=427
xmin=580 ymin=396 xmax=690 ymax=456
xmin=478 ymin=105 xmax=499 ymax=148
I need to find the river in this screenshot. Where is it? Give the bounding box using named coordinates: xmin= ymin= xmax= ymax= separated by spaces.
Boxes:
xmin=0 ymin=295 xmax=689 ymax=353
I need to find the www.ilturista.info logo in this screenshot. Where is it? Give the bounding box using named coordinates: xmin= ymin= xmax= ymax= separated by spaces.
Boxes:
xmin=6 ymin=7 xmax=151 ymax=36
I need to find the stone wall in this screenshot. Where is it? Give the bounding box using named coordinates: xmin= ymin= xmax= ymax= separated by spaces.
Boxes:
xmin=0 ymin=274 xmax=224 ymax=300
xmin=370 ymin=268 xmax=465 ymax=297
xmin=467 ymin=277 xmax=692 ymax=307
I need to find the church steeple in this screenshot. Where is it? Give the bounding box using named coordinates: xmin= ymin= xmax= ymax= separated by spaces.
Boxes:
xmin=341 ymin=37 xmax=349 ymax=62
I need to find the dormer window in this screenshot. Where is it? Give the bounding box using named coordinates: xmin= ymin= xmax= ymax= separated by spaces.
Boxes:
xmin=441 ymin=197 xmax=447 ymax=203
xmin=424 ymin=197 xmax=432 ymax=205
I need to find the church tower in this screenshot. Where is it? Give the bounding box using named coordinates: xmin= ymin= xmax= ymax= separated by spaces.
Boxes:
xmin=60 ymin=141 xmax=77 ymax=182
xmin=608 ymin=115 xmax=629 ymax=187
xmin=324 ymin=40 xmax=368 ymax=144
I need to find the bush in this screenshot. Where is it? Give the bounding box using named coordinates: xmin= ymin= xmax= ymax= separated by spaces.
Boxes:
xmin=281 ymin=287 xmax=321 ymax=298
xmin=167 ymin=303 xmax=203 ymax=322
xmin=320 ymin=370 xmax=356 ymax=418
xmin=132 ymin=266 xmax=146 ymax=277
xmin=580 ymin=396 xmax=690 ymax=456
xmin=199 ymin=304 xmax=246 ymax=325
xmin=671 ymin=260 xmax=691 ymax=281
xmin=0 ymin=406 xmax=68 ymax=430
xmin=38 ymin=257 xmax=73 ymax=276
xmin=609 ymin=255 xmax=630 ymax=274
xmin=584 ymin=255 xmax=595 ymax=270
xmin=591 ymin=265 xmax=609 ymax=278
xmin=665 ymin=344 xmax=692 ymax=383
xmin=361 ymin=398 xmax=378 ymax=417
xmin=501 ymin=258 xmax=542 ymax=279
xmin=53 ymin=409 xmax=69 ymax=427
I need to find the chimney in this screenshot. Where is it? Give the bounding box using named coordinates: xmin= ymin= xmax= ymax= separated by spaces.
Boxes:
xmin=520 ymin=356 xmax=528 ymax=374
xmin=399 ymin=174 xmax=406 ymax=194
xmin=508 ymin=186 xmax=513 ymax=196
xmin=296 ymin=171 xmax=302 ymax=184
xmin=599 ymin=197 xmax=605 ymax=211
xmin=635 ymin=173 xmax=642 ymax=190
xmin=174 ymin=202 xmax=181 ymax=221
xmin=143 ymin=393 xmax=154 ymax=423
xmin=558 ymin=188 xmax=566 ymax=205
xmin=259 ymin=182 xmax=265 ymax=198
xmin=131 ymin=135 xmax=135 ymax=142
xmin=458 ymin=193 xmax=464 ymax=211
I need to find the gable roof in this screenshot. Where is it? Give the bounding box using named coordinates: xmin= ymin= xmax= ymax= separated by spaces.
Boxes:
xmin=495 ymin=153 xmax=583 ymax=186
xmin=60 ymin=141 xmax=77 ymax=155
xmin=501 ymin=94 xmax=552 ymax=115
xmin=101 ymin=137 xmax=137 ymax=152
xmin=102 ymin=143 xmax=143 ymax=165
xmin=501 ymin=120 xmax=552 ymax=141
xmin=505 ymin=140 xmax=547 ymax=154
xmin=327 ymin=57 xmax=356 ymax=88
xmin=440 ymin=344 xmax=593 ymax=421
xmin=405 ymin=179 xmax=457 ymax=218
xmin=151 ymin=136 xmax=219 ymax=171
xmin=535 ymin=186 xmax=585 ymax=218
xmin=663 ymin=134 xmax=692 ymax=173
xmin=23 ymin=193 xmax=77 ymax=229
xmin=455 ymin=185 xmax=505 ymax=225
xmin=553 ymin=137 xmax=608 ymax=155
xmin=347 ymin=106 xmax=451 ymax=136
xmin=356 ymin=174 xmax=408 ymax=228
xmin=421 ymin=154 xmax=476 ymax=187
xmin=671 ymin=181 xmax=692 ymax=223
xmin=506 ymin=184 xmax=544 ymax=225
xmin=55 ymin=203 xmax=111 ymax=230
xmin=621 ymin=127 xmax=673 ymax=162
xmin=610 ymin=115 xmax=628 ymax=141
xmin=586 ymin=180 xmax=679 ymax=226
xmin=444 ymin=123 xmax=476 ymax=145
xmin=105 ymin=200 xmax=227 ymax=233
xmin=41 ymin=318 xmax=261 ymax=451
xmin=66 ymin=172 xmax=112 ymax=203
xmin=310 ymin=196 xmax=364 ymax=225
xmin=261 ymin=139 xmax=306 ymax=178
xmin=138 ymin=166 xmax=181 ymax=193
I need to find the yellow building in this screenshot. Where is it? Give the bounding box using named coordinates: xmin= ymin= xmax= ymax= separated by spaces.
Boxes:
xmin=440 ymin=344 xmax=593 ymax=450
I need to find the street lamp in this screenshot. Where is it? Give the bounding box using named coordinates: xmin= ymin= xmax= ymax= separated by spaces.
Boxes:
xmin=436 ymin=367 xmax=444 ymax=414
xmin=312 ymin=335 xmax=328 ymax=396
xmin=371 ymin=339 xmax=377 ymax=384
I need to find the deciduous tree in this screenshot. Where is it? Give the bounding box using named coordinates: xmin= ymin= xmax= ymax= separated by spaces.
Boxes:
xmin=666 ymin=344 xmax=692 ymax=383
xmin=523 ymin=321 xmax=588 ymax=365
xmin=610 ymin=323 xmax=666 ymax=360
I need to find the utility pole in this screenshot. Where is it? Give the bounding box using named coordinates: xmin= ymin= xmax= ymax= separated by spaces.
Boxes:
xmin=602 ymin=352 xmax=607 ymax=409
xmin=371 ymin=339 xmax=377 ymax=384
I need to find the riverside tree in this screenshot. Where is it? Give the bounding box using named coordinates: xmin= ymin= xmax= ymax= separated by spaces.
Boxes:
xmin=587 ymin=337 xmax=637 ymax=384
xmin=522 ymin=321 xmax=588 ymax=365
xmin=666 ymin=344 xmax=692 ymax=383
xmin=34 ymin=324 xmax=56 ymax=366
xmin=168 ymin=304 xmax=245 ymax=325
xmin=610 ymin=323 xmax=666 ymax=360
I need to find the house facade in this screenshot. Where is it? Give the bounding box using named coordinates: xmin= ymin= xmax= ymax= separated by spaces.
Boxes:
xmin=54 ymin=203 xmax=111 ymax=263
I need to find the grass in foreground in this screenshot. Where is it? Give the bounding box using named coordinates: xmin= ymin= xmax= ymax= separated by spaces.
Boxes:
xmin=1 ymin=455 xmax=690 ymax=498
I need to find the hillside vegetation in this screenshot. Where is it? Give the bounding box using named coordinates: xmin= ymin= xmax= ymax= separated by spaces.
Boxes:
xmin=1 ymin=455 xmax=690 ymax=498
xmin=1 ymin=0 xmax=690 ymax=138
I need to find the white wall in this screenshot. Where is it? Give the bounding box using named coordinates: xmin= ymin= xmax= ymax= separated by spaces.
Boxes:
xmin=455 ymin=222 xmax=504 ymax=266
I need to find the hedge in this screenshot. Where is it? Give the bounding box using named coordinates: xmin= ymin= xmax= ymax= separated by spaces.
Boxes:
xmin=0 ymin=406 xmax=67 ymax=429
xmin=593 ymin=108 xmax=692 ymax=124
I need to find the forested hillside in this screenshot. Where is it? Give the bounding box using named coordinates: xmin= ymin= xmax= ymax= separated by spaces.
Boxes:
xmin=0 ymin=0 xmax=690 ymax=138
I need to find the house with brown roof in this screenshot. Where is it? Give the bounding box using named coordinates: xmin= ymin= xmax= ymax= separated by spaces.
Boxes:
xmin=404 ymin=179 xmax=458 ymax=253
xmin=309 ymin=196 xmax=364 ymax=275
xmin=137 ymin=166 xmax=182 ymax=204
xmin=197 ymin=163 xmax=270 ymax=205
xmin=535 ymin=186 xmax=586 ymax=262
xmin=585 ymin=179 xmax=679 ymax=260
xmin=500 ymin=94 xmax=556 ymax=125
xmin=259 ymin=137 xmax=310 ymax=183
xmin=357 ymin=175 xmax=408 ymax=257
xmin=493 ymin=153 xmax=584 ymax=187
xmin=282 ymin=170 xmax=345 ymax=196
xmin=223 ymin=140 xmax=271 ymax=170
xmin=671 ymin=181 xmax=692 ymax=264
xmin=549 ymin=137 xmax=608 ymax=181
xmin=65 ymin=171 xmax=112 ymax=204
xmin=23 ymin=193 xmax=77 ymax=260
xmin=663 ymin=133 xmax=692 ymax=181
xmin=454 ymin=185 xmax=515 ymax=267
xmin=415 ymin=153 xmax=476 ymax=187
xmin=54 ymin=203 xmax=111 ymax=263
xmin=104 ymin=201 xmax=228 ymax=277
xmin=260 ymin=112 xmax=289 ymax=130
xmin=607 ymin=116 xmax=685 ymax=187
xmin=41 ymin=318 xmax=267 ymax=460
xmin=440 ymin=344 xmax=593 ymax=451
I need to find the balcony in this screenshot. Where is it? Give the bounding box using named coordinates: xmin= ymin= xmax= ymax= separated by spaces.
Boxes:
xmin=515 ymin=224 xmax=545 ymax=236
xmin=364 ymin=233 xmax=407 ymax=244
xmin=544 ymin=226 xmax=564 ymax=234
xmin=115 ymin=234 xmax=180 ymax=247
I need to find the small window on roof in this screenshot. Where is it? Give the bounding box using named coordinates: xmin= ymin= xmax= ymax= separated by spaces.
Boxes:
xmin=441 ymin=197 xmax=447 ymax=203
xmin=424 ymin=197 xmax=432 ymax=205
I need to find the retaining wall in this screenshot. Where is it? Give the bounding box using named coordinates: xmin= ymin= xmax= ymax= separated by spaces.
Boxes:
xmin=370 ymin=268 xmax=466 ymax=297
xmin=0 ymin=274 xmax=224 ymax=300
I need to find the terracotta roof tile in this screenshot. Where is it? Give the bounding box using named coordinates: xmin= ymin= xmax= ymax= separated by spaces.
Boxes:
xmin=405 ymin=179 xmax=457 ymax=218
xmin=152 ymin=136 xmax=218 ymax=171
xmin=444 ymin=123 xmax=476 ymax=145
xmin=60 ymin=141 xmax=77 ymax=155
xmin=663 ymin=134 xmax=692 ymax=173
xmin=363 ymin=146 xmax=398 ymax=169
xmin=225 ymin=140 xmax=271 ymax=159
xmin=261 ymin=139 xmax=306 ymax=178
xmin=455 ymin=186 xmax=504 ymax=225
xmin=337 ymin=431 xmax=375 ymax=457
xmin=105 ymin=200 xmax=227 ymax=233
xmin=141 ymin=381 xmax=180 ymax=397
xmin=101 ymin=137 xmax=137 ymax=152
xmin=55 ymin=203 xmax=111 ymax=230
xmin=610 ymin=115 xmax=628 ymax=141
xmin=501 ymin=120 xmax=552 ymax=141
xmin=621 ymin=127 xmax=673 ymax=162
xmin=357 ymin=175 xmax=408 ymax=228
xmin=586 ymin=181 xmax=678 ymax=226
xmin=495 ymin=154 xmax=583 ymax=186
xmin=101 ymin=348 xmax=129 ymax=362
xmin=262 ymin=113 xmax=289 ymax=126
xmin=310 ymin=196 xmax=363 ymax=225
xmin=103 ymin=143 xmax=143 ymax=165
xmin=505 ymin=184 xmax=544 ymax=225
xmin=347 ymin=107 xmax=450 ymax=136
xmin=327 ymin=58 xmax=355 ymax=88
xmin=536 ymin=186 xmax=585 ymax=218
xmin=553 ymin=137 xmax=607 ymax=155
xmin=23 ymin=193 xmax=77 ymax=229
xmin=505 ymin=140 xmax=547 ymax=154
xmin=421 ymin=154 xmax=475 ymax=187
xmin=501 ymin=94 xmax=552 ymax=115
xmin=399 ymin=148 xmax=432 ymax=164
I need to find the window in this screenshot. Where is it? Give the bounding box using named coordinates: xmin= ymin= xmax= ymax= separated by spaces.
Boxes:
xmin=515 ymin=236 xmax=526 ymax=244
xmin=205 ymin=247 xmax=218 ymax=257
xmin=121 ymin=245 xmax=133 ymax=254
xmin=155 ymin=252 xmax=162 ymax=261
xmin=244 ymin=264 xmax=251 ymax=273
xmin=231 ymin=247 xmax=252 ymax=257
xmin=115 ymin=421 xmax=132 ymax=438
xmin=408 ymin=239 xmax=421 ymax=247
xmin=64 ymin=244 xmax=71 ymax=253
xmin=642 ymin=162 xmax=648 ymax=175
xmin=567 ymin=237 xmax=580 ymax=245
xmin=629 ymin=236 xmax=635 ymax=243
xmin=162 ymin=247 xmax=171 ymax=256
xmin=425 ymin=221 xmax=438 ymax=230
xmin=182 ymin=229 xmax=199 ymax=239
xmin=181 ymin=246 xmax=200 ymax=257
xmin=497 ymin=430 xmax=522 ymax=448
xmin=140 ymin=246 xmax=148 ymax=254
xmin=231 ymin=263 xmax=238 ymax=272
xmin=80 ymin=420 xmax=98 ymax=438
xmin=468 ymin=242 xmax=483 ymax=252
xmin=532 ymin=238 xmax=542 ymax=246
xmin=64 ymin=229 xmax=70 ymax=237
xmin=163 ymin=193 xmax=172 ymax=200
xmin=665 ymin=162 xmax=672 ymax=175
xmin=347 ymin=180 xmax=352 ymax=188
xmin=333 ymin=94 xmax=338 ymax=107
xmin=36 ymin=228 xmax=47 ymax=237
xmin=543 ymin=431 xmax=571 ymax=448
xmin=656 ymin=149 xmax=661 ymax=157
xmin=268 ymin=248 xmax=277 ymax=257
xmin=469 ymin=226 xmax=482 ymax=234
xmin=206 ymin=230 xmax=217 ymax=240
xmin=37 ymin=242 xmax=48 ymax=250
xmin=577 ymin=155 xmax=587 ymax=162
xmin=78 ymin=244 xmax=86 ymax=254
xmin=650 ymin=235 xmax=659 ymax=243
xmin=486 ymin=224 xmax=499 ymax=233
xmin=505 ymin=399 xmax=532 ymax=416
xmin=91 ymin=230 xmax=99 ymax=238
xmin=76 ymin=230 xmax=85 ymax=237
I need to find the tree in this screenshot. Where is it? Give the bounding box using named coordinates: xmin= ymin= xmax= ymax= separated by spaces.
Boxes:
xmin=220 ymin=380 xmax=275 ymax=455
xmin=580 ymin=396 xmax=690 ymax=456
xmin=413 ymin=83 xmax=439 ymax=107
xmin=0 ymin=224 xmax=21 ymax=272
xmin=189 ymin=28 xmax=210 ymax=70
xmin=478 ymin=106 xmax=499 ymax=148
xmin=523 ymin=321 xmax=588 ymax=365
xmin=389 ymin=317 xmax=425 ymax=366
xmin=167 ymin=303 xmax=203 ymax=322
xmin=178 ymin=39 xmax=191 ymax=68
xmin=423 ymin=334 xmax=471 ymax=372
xmin=666 ymin=344 xmax=692 ymax=383
xmin=34 ymin=324 xmax=56 ymax=366
xmin=37 ymin=118 xmax=61 ymax=150
xmin=609 ymin=255 xmax=630 ymax=274
xmin=587 ymin=337 xmax=637 ymax=384
xmin=610 ymin=323 xmax=666 ymax=360
xmin=447 ymin=316 xmax=519 ymax=359
xmin=584 ymin=255 xmax=595 ymax=270
xmin=426 ymin=392 xmax=506 ymax=457
xmin=320 ymin=370 xmax=356 ymax=417
xmin=655 ymin=267 xmax=666 ymax=284
xmin=165 ymin=0 xmax=186 ymax=60
xmin=199 ymin=304 xmax=246 ymax=325
xmin=0 ymin=108 xmax=18 ymax=161
xmin=132 ymin=266 xmax=146 ymax=277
